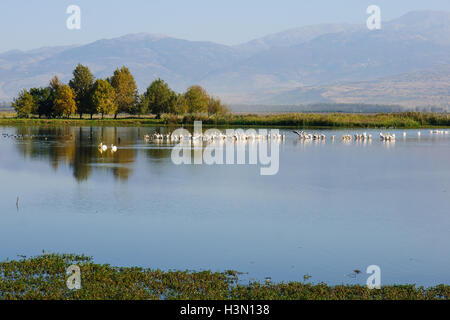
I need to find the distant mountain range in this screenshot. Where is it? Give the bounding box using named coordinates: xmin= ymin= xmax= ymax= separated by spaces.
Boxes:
xmin=1 ymin=10 xmax=449 ymax=110
xmin=267 ymin=65 xmax=450 ymax=108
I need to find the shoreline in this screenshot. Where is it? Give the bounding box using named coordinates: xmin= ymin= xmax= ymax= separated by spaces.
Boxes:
xmin=0 ymin=253 xmax=448 ymax=300
xmin=1 ymin=112 xmax=450 ymax=129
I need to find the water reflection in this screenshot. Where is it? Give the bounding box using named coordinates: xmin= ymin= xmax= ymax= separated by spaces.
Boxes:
xmin=4 ymin=126 xmax=450 ymax=183
xmin=11 ymin=126 xmax=138 ymax=182
xmin=7 ymin=126 xmax=287 ymax=182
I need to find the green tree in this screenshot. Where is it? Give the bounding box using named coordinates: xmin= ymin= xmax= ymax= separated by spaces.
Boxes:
xmin=29 ymin=87 xmax=53 ymax=118
xmin=173 ymin=93 xmax=188 ymax=115
xmin=167 ymin=91 xmax=179 ymax=114
xmin=131 ymin=94 xmax=150 ymax=117
xmin=47 ymin=76 xmax=62 ymax=118
xmin=109 ymin=66 xmax=137 ymax=118
xmin=13 ymin=89 xmax=36 ymax=118
xmin=91 ymin=79 xmax=117 ymax=119
xmin=143 ymin=79 xmax=176 ymax=117
xmin=49 ymin=76 xmax=61 ymax=92
xmin=207 ymin=96 xmax=230 ymax=115
xmin=54 ymin=85 xmax=77 ymax=118
xmin=69 ymin=64 xmax=95 ymax=119
xmin=184 ymin=85 xmax=209 ymax=113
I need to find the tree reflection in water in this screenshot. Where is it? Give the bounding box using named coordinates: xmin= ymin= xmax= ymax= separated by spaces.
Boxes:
xmin=13 ymin=126 xmax=145 ymax=182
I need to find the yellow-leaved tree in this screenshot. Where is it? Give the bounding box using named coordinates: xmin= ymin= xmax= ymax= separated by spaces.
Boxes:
xmin=109 ymin=66 xmax=137 ymax=118
xmin=91 ymin=79 xmax=117 ymax=119
xmin=54 ymin=85 xmax=77 ymax=118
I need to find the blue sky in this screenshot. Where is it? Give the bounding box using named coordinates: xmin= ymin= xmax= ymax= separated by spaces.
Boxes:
xmin=1 ymin=0 xmax=449 ymax=52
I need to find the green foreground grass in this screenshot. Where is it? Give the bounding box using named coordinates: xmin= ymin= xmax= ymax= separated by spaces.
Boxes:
xmin=0 ymin=254 xmax=448 ymax=300
xmin=0 ymin=112 xmax=449 ymax=128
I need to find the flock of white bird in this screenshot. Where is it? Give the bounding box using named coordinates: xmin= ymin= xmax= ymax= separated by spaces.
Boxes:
xmin=296 ymin=130 xmax=393 ymax=142
xmin=144 ymin=132 xmax=286 ymax=142
xmin=295 ymin=129 xmax=449 ymax=142
xmin=379 ymin=133 xmax=396 ymax=141
xmin=142 ymin=129 xmax=450 ymax=144
xmin=430 ymin=130 xmax=448 ymax=135
xmin=294 ymin=130 xmax=327 ymax=140
xmin=1 ymin=133 xmax=51 ymax=140
xmin=2 ymin=129 xmax=449 ymax=154
xmin=58 ymin=128 xmax=450 ymax=155
xmin=98 ymin=142 xmax=118 ymax=153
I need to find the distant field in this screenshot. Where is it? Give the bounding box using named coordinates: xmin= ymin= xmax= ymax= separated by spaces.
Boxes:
xmin=0 ymin=111 xmax=15 ymax=118
xmin=230 ymin=103 xmax=449 ymax=114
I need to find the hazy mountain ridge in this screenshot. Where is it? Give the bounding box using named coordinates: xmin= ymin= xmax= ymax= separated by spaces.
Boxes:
xmin=267 ymin=65 xmax=450 ymax=109
xmin=208 ymin=11 xmax=450 ymax=95
xmin=233 ymin=23 xmax=362 ymax=57
xmin=0 ymin=10 xmax=449 ymax=108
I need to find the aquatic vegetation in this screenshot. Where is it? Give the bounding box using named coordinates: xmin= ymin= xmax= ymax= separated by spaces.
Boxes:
xmin=0 ymin=112 xmax=449 ymax=128
xmin=0 ymin=253 xmax=448 ymax=300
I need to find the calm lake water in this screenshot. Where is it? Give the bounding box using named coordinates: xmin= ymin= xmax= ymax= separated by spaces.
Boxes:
xmin=0 ymin=125 xmax=449 ymax=287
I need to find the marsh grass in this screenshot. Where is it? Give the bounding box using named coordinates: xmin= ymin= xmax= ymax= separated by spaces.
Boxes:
xmin=0 ymin=112 xmax=449 ymax=128
xmin=0 ymin=253 xmax=448 ymax=300
xmin=0 ymin=112 xmax=16 ymax=119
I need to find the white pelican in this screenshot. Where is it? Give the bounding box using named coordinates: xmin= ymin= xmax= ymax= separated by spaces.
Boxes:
xmin=98 ymin=142 xmax=108 ymax=152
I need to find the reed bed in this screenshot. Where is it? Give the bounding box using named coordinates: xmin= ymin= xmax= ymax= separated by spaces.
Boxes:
xmin=0 ymin=112 xmax=449 ymax=128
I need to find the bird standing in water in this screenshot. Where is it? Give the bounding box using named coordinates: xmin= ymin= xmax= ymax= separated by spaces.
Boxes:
xmin=99 ymin=142 xmax=108 ymax=152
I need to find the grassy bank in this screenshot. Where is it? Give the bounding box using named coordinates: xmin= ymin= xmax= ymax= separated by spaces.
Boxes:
xmin=0 ymin=112 xmax=449 ymax=128
xmin=0 ymin=253 xmax=448 ymax=300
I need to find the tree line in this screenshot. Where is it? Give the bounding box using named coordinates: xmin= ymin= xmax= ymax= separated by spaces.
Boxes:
xmin=13 ymin=64 xmax=229 ymax=119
